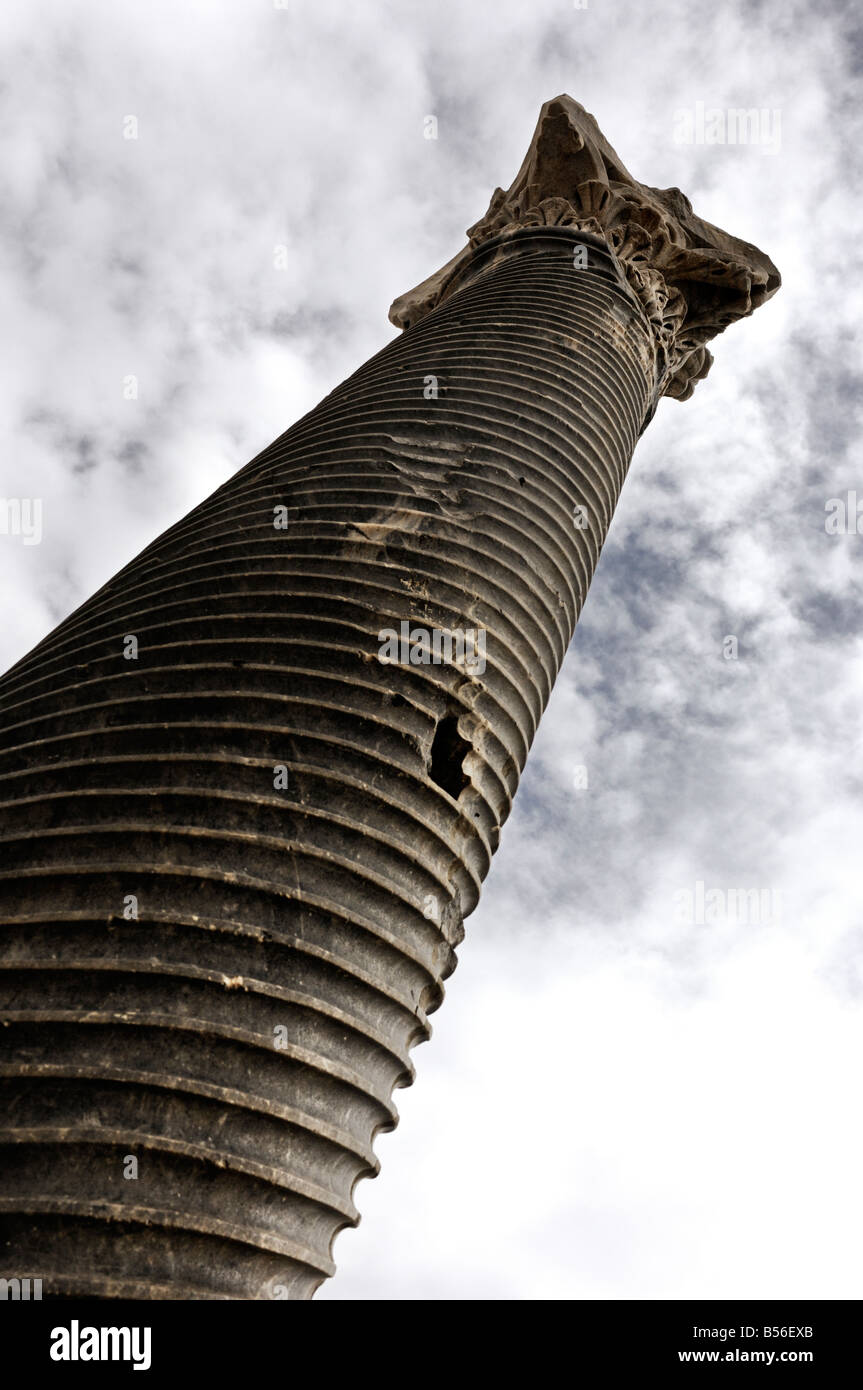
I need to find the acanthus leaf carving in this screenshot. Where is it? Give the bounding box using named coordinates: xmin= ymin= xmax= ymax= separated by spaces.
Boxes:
xmin=389 ymin=95 xmax=780 ymax=403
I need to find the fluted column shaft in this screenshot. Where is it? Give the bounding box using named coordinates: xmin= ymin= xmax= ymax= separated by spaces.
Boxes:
xmin=0 ymin=230 xmax=654 ymax=1298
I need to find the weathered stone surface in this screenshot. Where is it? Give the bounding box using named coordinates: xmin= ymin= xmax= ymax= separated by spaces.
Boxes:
xmin=0 ymin=99 xmax=779 ymax=1300
xmin=390 ymin=94 xmax=780 ymax=400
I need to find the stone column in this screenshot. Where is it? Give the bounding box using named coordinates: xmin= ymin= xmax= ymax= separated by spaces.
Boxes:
xmin=0 ymin=96 xmax=779 ymax=1299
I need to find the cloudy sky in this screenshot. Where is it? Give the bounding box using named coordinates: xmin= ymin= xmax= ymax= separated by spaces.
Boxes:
xmin=1 ymin=0 xmax=861 ymax=1299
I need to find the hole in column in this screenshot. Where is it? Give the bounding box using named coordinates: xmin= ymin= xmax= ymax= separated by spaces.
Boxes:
xmin=428 ymin=714 xmax=471 ymax=800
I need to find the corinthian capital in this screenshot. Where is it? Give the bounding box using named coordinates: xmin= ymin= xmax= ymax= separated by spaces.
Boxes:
xmin=390 ymin=95 xmax=780 ymax=401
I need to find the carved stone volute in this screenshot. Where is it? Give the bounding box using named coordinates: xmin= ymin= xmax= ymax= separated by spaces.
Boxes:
xmin=389 ymin=95 xmax=780 ymax=402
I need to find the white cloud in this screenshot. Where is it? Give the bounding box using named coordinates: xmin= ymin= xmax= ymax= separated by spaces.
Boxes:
xmin=1 ymin=0 xmax=861 ymax=1300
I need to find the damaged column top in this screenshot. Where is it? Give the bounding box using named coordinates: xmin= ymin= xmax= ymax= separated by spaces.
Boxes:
xmin=389 ymin=94 xmax=781 ymax=402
